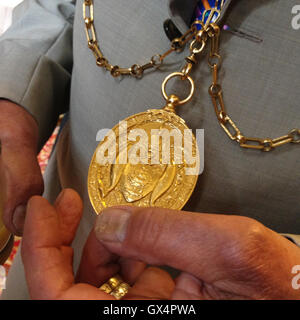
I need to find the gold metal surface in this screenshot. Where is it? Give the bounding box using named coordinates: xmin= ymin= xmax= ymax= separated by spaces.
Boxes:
xmin=99 ymin=283 xmax=113 ymax=294
xmin=99 ymin=274 xmax=130 ymax=300
xmin=161 ymin=72 xmax=195 ymax=106
xmin=88 ymin=107 xmax=199 ymax=213
xmin=107 ymin=275 xmax=123 ymax=290
xmin=110 ymin=282 xmax=130 ymax=300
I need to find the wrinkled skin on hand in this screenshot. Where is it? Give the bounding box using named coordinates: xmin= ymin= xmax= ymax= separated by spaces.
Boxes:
xmin=0 ymin=99 xmax=43 ymax=235
xmin=21 ymin=189 xmax=300 ymax=300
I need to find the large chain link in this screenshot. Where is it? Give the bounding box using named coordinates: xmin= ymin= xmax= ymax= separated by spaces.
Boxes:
xmin=207 ymin=25 xmax=300 ymax=151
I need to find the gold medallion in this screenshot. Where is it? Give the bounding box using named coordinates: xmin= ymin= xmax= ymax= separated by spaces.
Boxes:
xmin=88 ymin=73 xmax=200 ymax=214
xmin=88 ymin=109 xmax=199 ymax=213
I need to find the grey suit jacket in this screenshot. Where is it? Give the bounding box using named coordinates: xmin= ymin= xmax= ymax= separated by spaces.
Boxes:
xmin=0 ymin=0 xmax=299 ymax=299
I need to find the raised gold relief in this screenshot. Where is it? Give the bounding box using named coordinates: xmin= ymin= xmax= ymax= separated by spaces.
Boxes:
xmin=88 ymin=108 xmax=199 ymax=213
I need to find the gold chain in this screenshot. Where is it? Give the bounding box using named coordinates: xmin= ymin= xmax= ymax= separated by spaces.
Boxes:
xmin=83 ymin=0 xmax=200 ymax=78
xmin=83 ymin=0 xmax=299 ymax=151
xmin=207 ymin=27 xmax=300 ymax=151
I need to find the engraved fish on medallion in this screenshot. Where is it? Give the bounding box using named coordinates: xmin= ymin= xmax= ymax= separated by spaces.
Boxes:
xmin=88 ymin=107 xmax=200 ymax=214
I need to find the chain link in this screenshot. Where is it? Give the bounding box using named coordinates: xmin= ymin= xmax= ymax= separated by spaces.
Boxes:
xmin=83 ymin=0 xmax=201 ymax=78
xmin=207 ymin=24 xmax=299 ymax=152
xmin=83 ymin=1 xmax=298 ymax=151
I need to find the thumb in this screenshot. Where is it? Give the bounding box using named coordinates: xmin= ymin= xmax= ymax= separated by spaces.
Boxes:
xmin=0 ymin=140 xmax=44 ymax=235
xmin=93 ymin=206 xmax=262 ymax=283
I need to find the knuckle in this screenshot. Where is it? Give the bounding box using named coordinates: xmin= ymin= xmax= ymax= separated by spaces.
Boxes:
xmin=223 ymin=217 xmax=265 ymax=262
xmin=220 ymin=217 xmax=287 ymax=298
xmin=222 ymin=217 xmax=269 ymax=269
xmin=240 ymin=217 xmax=269 ymax=252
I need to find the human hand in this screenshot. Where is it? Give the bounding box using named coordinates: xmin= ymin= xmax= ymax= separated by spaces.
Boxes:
xmin=22 ymin=188 xmax=300 ymax=300
xmin=94 ymin=206 xmax=300 ymax=300
xmin=0 ymin=99 xmax=43 ymax=235
xmin=21 ymin=189 xmax=175 ymax=300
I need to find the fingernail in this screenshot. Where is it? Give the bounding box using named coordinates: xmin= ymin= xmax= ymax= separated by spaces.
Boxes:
xmin=94 ymin=208 xmax=131 ymax=243
xmin=12 ymin=204 xmax=27 ymax=234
